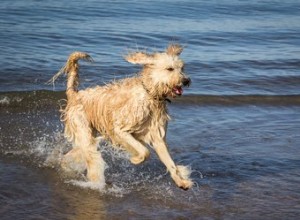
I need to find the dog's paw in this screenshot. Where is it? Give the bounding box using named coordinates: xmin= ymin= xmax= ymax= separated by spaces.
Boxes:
xmin=179 ymin=180 xmax=194 ymax=190
xmin=177 ymin=179 xmax=194 ymax=190
xmin=173 ymin=165 xmax=193 ymax=190
xmin=130 ymin=150 xmax=150 ymax=165
xmin=130 ymin=155 xmax=146 ymax=165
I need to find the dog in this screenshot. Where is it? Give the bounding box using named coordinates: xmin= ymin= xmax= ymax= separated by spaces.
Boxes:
xmin=50 ymin=44 xmax=193 ymax=190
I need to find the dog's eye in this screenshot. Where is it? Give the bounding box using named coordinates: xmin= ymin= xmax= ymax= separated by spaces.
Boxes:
xmin=166 ymin=67 xmax=174 ymax=71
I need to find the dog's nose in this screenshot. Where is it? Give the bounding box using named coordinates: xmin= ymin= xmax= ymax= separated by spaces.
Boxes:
xmin=182 ymin=77 xmax=191 ymax=87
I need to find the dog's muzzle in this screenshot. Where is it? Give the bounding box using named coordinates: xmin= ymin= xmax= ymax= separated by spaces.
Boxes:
xmin=171 ymin=77 xmax=191 ymax=97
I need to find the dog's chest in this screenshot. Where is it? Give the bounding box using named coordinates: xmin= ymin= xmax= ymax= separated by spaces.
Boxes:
xmin=130 ymin=100 xmax=168 ymax=134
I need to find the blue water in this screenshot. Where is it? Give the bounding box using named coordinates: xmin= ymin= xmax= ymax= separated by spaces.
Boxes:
xmin=0 ymin=0 xmax=300 ymax=219
xmin=1 ymin=0 xmax=300 ymax=94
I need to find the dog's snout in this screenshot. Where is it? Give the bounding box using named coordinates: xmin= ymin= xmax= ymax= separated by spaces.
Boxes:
xmin=182 ymin=77 xmax=191 ymax=87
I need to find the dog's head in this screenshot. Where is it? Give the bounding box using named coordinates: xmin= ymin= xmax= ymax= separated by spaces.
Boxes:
xmin=125 ymin=44 xmax=191 ymax=98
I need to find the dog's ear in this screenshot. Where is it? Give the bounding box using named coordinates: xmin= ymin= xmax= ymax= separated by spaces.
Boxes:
xmin=125 ymin=52 xmax=154 ymax=65
xmin=166 ymin=44 xmax=183 ymax=56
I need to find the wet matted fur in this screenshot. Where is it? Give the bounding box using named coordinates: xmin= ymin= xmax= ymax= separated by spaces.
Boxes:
xmin=51 ymin=44 xmax=193 ymax=189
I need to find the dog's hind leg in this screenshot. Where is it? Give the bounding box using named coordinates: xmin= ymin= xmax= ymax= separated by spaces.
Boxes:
xmin=63 ymin=106 xmax=106 ymax=185
xmin=61 ymin=147 xmax=86 ymax=173
xmin=83 ymin=143 xmax=106 ymax=185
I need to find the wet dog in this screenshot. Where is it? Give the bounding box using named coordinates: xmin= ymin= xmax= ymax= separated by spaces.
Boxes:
xmin=50 ymin=44 xmax=193 ymax=189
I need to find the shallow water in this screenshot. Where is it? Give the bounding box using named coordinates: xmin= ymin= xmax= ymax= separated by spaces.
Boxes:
xmin=1 ymin=0 xmax=300 ymax=219
xmin=1 ymin=92 xmax=300 ymax=219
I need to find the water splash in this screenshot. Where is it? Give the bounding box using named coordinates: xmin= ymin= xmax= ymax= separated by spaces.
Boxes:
xmin=1 ymin=124 xmax=202 ymax=201
xmin=0 ymin=95 xmax=23 ymax=106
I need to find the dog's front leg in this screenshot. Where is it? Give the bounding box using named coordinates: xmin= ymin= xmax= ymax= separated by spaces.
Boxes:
xmin=114 ymin=128 xmax=150 ymax=164
xmin=152 ymin=139 xmax=193 ymax=190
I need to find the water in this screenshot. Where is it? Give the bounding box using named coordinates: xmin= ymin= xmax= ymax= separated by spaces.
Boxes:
xmin=0 ymin=0 xmax=300 ymax=219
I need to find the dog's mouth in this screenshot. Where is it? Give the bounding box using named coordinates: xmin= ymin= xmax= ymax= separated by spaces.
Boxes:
xmin=172 ymin=86 xmax=183 ymax=97
xmin=169 ymin=78 xmax=191 ymax=98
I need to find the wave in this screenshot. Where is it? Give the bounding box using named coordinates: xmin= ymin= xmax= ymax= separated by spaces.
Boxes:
xmin=0 ymin=90 xmax=65 ymax=109
xmin=1 ymin=90 xmax=300 ymax=108
xmin=173 ymin=94 xmax=300 ymax=106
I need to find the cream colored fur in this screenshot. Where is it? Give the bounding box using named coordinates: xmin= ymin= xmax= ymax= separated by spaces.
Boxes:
xmin=52 ymin=44 xmax=193 ymax=190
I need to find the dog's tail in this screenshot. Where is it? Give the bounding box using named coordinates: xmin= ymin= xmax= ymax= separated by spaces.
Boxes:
xmin=48 ymin=52 xmax=93 ymax=99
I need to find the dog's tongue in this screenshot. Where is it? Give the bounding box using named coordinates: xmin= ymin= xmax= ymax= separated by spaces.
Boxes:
xmin=174 ymin=86 xmax=183 ymax=96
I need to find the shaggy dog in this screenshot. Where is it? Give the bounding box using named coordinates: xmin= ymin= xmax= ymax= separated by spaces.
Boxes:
xmin=51 ymin=44 xmax=193 ymax=190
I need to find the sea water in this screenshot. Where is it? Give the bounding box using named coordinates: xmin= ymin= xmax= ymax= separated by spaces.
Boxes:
xmin=1 ymin=0 xmax=300 ymax=219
